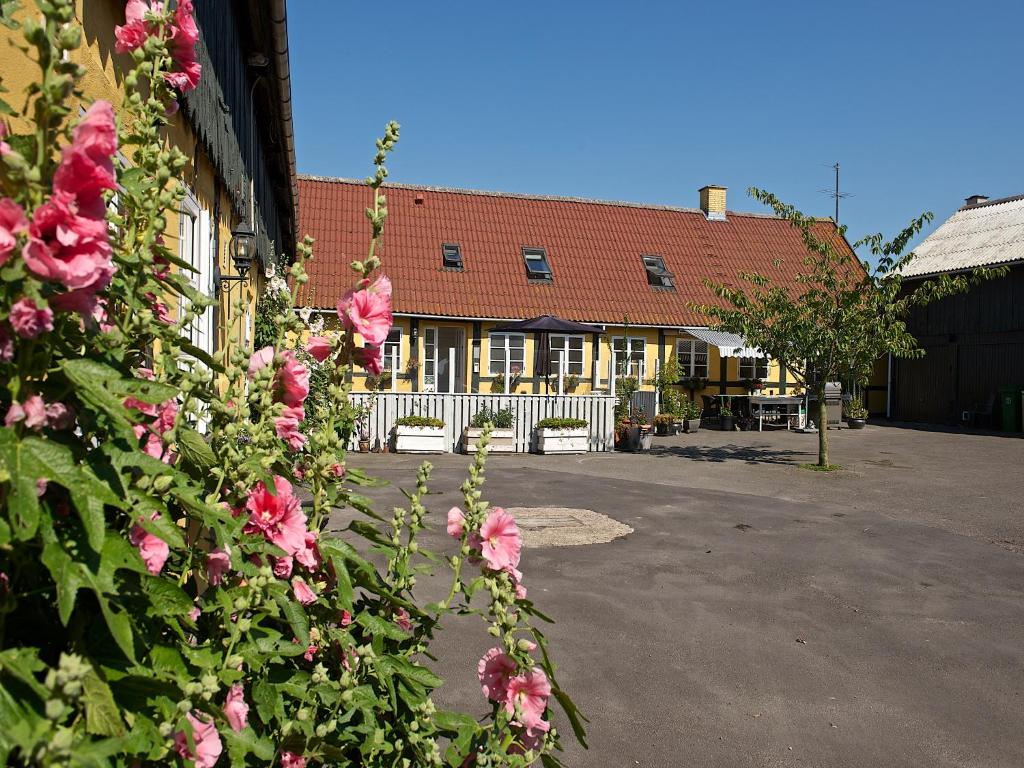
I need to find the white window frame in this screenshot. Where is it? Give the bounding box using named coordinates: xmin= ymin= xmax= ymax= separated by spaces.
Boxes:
xmin=676 ymin=338 xmax=709 ymax=378
xmin=382 ymin=329 xmax=402 ymax=371
xmin=739 ymin=356 xmax=769 ymax=380
xmin=549 ymin=334 xmax=585 ymax=376
xmin=612 ymin=336 xmax=646 ymax=380
xmin=423 ymin=327 xmax=437 ymax=391
xmin=178 ymin=191 xmax=215 ymax=357
xmin=489 ymin=332 xmax=526 ymax=376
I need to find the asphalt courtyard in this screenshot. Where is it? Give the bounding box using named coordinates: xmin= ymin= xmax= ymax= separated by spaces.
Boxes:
xmin=339 ymin=424 xmax=1024 ymax=767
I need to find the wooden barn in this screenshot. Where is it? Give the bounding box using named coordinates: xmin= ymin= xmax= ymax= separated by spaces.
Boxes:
xmin=890 ymin=194 xmax=1024 ymax=429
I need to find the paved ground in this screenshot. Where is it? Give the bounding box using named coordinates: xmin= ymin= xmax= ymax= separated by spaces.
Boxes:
xmin=337 ymin=423 xmax=1024 ymax=767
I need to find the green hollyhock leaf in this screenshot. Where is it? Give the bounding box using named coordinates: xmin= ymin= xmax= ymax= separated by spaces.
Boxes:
xmin=176 ymin=425 xmax=217 ymax=473
xmin=82 ymin=665 xmax=125 ymax=737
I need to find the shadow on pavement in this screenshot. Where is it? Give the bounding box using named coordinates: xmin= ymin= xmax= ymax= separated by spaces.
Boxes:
xmin=648 ymin=442 xmax=813 ymax=465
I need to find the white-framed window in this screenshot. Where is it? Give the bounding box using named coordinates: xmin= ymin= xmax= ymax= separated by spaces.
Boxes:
xmin=612 ymin=337 xmax=646 ymax=379
xmin=423 ymin=327 xmax=436 ymax=391
xmin=739 ymin=356 xmax=769 ymax=380
xmin=676 ymin=338 xmax=709 ymax=378
xmin=489 ymin=332 xmax=525 ymax=376
xmin=549 ymin=334 xmax=584 ymax=375
xmin=178 ymin=191 xmax=215 ymax=357
xmin=382 ymin=329 xmax=402 ymax=371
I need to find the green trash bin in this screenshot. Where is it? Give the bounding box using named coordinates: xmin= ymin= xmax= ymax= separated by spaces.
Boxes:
xmin=998 ymin=386 xmax=1021 ymax=432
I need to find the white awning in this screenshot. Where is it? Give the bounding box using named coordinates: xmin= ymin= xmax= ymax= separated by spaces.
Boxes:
xmin=680 ymin=327 xmax=764 ymax=359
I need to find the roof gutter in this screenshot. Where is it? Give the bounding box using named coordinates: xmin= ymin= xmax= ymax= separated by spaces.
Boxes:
xmin=269 ymin=0 xmax=298 ymax=253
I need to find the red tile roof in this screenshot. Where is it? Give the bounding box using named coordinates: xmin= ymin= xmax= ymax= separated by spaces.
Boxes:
xmin=297 ymin=176 xmax=857 ymax=326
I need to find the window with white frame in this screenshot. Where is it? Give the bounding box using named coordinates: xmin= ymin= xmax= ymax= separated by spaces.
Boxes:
xmin=548 ymin=334 xmax=584 ymax=376
xmin=612 ymin=337 xmax=646 ymax=379
xmin=489 ymin=332 xmax=525 ymax=376
xmin=423 ymin=328 xmax=436 ymax=391
xmin=739 ymin=356 xmax=769 ymax=380
xmin=676 ymin=338 xmax=709 ymax=378
xmin=382 ymin=329 xmax=402 ymax=371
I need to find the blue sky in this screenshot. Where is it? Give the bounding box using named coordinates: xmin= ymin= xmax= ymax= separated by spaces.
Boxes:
xmin=289 ymin=0 xmax=1022 ymax=257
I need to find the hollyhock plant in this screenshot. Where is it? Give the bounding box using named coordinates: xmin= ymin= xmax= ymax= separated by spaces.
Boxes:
xmin=22 ymin=191 xmax=114 ymax=291
xmin=291 ymin=577 xmax=317 ymax=605
xmin=353 ymin=344 xmax=383 ymax=375
xmin=223 ymin=683 xmax=249 ymax=733
xmin=447 ymin=506 xmax=466 ymax=537
xmin=52 ymin=101 xmax=118 ymax=219
xmin=0 ymin=197 xmax=27 ymax=265
xmin=205 ymin=547 xmax=231 ymax=586
xmin=174 ymin=711 xmax=223 ymax=768
xmin=305 ymin=335 xmax=333 ymax=362
xmin=505 ymin=669 xmax=552 ymax=738
xmin=129 ymin=513 xmax=170 ymax=575
xmin=476 ymin=507 xmax=522 ymax=572
xmin=337 ymin=275 xmax=393 ymax=346
xmin=275 ymin=404 xmax=307 ymax=450
xmin=478 ymin=648 xmax=517 ymax=703
xmin=9 ymin=297 xmax=54 ymax=339
xmin=280 ymin=752 xmax=307 ymax=768
xmin=244 ymin=476 xmax=308 ymax=556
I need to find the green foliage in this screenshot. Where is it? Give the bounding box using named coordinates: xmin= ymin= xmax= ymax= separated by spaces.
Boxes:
xmin=394 ymin=415 xmax=444 ymax=428
xmin=613 ymin=375 xmax=639 ymax=422
xmin=470 ymin=407 xmax=514 ymax=429
xmin=534 ymin=418 xmax=587 ymax=430
xmin=695 ymin=187 xmax=1005 ymax=467
xmin=844 ymin=401 xmax=868 ymax=419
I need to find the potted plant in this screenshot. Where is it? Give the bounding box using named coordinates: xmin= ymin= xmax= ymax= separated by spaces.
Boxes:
xmin=680 ymin=398 xmax=703 ymax=433
xmin=461 ymin=407 xmax=516 ymax=453
xmin=720 ymin=405 xmax=735 ymax=431
xmin=392 ymin=415 xmax=446 ymax=453
xmin=844 ymin=401 xmax=868 ymax=429
xmin=533 ymin=417 xmax=589 ymax=454
xmin=741 ymin=378 xmax=765 ymax=395
xmin=633 ymin=407 xmax=653 ymax=451
xmin=653 ymin=413 xmax=676 ymax=436
xmin=490 ymin=368 xmax=523 ymax=393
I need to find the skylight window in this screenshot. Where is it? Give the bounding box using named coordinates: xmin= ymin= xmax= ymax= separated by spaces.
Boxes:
xmin=522 ymin=247 xmax=553 ymax=281
xmin=442 ymin=243 xmax=463 ymax=270
xmin=642 ymin=254 xmax=675 ymax=289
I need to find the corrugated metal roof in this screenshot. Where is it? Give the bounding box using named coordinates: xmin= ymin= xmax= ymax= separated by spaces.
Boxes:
xmin=680 ymin=327 xmax=762 ymax=358
xmin=902 ymin=195 xmax=1024 ymax=277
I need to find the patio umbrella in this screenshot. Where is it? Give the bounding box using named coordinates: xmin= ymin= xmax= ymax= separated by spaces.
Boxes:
xmin=490 ymin=315 xmax=605 ymax=392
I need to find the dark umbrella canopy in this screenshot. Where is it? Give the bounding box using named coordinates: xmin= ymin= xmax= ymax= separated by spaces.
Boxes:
xmin=490 ymin=314 xmax=604 ymax=335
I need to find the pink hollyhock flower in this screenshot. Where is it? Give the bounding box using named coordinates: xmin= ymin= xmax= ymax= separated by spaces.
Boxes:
xmin=123 ymin=396 xmax=159 ymax=418
xmin=0 ymin=122 xmax=9 ymax=157
xmin=0 ymin=197 xmax=27 ymax=266
xmin=188 ymin=604 xmax=201 ymax=622
xmin=0 ymin=325 xmax=13 ymax=362
xmin=174 ymin=711 xmax=223 ymax=768
xmin=36 ymin=478 xmax=48 ymax=497
xmin=129 ymin=513 xmax=170 ymax=575
xmin=305 ymin=335 xmax=332 ymax=362
xmin=353 ymin=345 xmax=383 ymax=375
xmin=291 ymin=577 xmax=317 ymax=605
xmin=273 ymin=556 xmax=293 ymax=579
xmin=53 ymin=101 xmax=117 ymax=220
xmin=166 ymin=0 xmax=201 ymax=92
xmin=114 ymin=0 xmax=153 ymax=53
xmin=303 ymin=643 xmax=317 ymax=662
xmin=45 ymin=402 xmax=73 ymax=430
xmin=395 ymin=608 xmax=413 ymax=632
xmin=337 ymin=275 xmax=393 ymax=346
xmin=446 ymin=507 xmax=465 ymax=538
xmin=275 ymin=404 xmax=306 ymax=451
xmin=136 ymin=367 xmax=155 ymax=380
xmin=328 ymin=462 xmax=345 ymax=478
xmin=144 ymin=291 xmax=172 ymax=324
xmin=340 ymin=610 xmax=352 ymax=627
xmin=205 ymin=547 xmax=231 ymax=586
xmin=277 ymin=351 xmax=309 ymax=407
xmin=505 ymin=668 xmax=551 ymax=738
xmin=477 ymin=507 xmax=522 ymax=572
xmin=23 ymin=191 xmax=114 ymax=291
xmin=244 ymin=476 xmax=308 ymax=556
xmin=22 ymin=395 xmax=48 ymax=430
xmin=478 ymin=648 xmax=517 ymax=703
xmin=280 ymin=752 xmax=306 ymax=768
xmin=223 ymin=683 xmax=248 ymax=733
xmin=3 ymin=401 xmax=24 ymax=428
xmin=247 ymin=345 xmax=274 ymax=378
xmin=295 ymin=530 xmax=321 ymax=571
xmin=504 ymin=565 xmax=527 ymax=600
xmin=9 ymin=297 xmax=54 ymax=339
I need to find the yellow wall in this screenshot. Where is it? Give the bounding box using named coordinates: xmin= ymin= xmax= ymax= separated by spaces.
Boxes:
xmin=0 ymin=1 xmax=257 ymax=356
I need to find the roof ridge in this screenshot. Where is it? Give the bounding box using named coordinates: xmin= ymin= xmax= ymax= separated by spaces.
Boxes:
xmin=959 ymin=193 xmax=1024 ymax=211
xmin=296 ymin=173 xmax=824 ymax=221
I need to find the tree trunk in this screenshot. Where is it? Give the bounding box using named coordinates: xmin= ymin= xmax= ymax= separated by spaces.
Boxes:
xmin=816 ymin=387 xmax=829 ymax=466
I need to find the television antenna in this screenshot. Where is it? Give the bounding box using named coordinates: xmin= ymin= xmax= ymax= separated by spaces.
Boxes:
xmin=819 ymin=162 xmax=852 ymax=224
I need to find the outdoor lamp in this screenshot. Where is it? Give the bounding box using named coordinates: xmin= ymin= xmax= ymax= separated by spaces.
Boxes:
xmin=229 ymin=221 xmax=256 ymax=278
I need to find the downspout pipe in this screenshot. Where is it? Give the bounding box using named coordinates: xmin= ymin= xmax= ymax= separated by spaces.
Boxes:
xmin=269 ymin=0 xmax=298 ymax=260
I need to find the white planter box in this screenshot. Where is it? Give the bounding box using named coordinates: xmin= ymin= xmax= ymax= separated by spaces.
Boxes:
xmin=461 ymin=427 xmax=516 ymax=454
xmin=534 ymin=427 xmax=589 ymax=454
xmin=393 ymin=425 xmax=447 ymax=453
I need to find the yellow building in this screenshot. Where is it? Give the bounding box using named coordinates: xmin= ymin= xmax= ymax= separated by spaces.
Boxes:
xmin=0 ymin=0 xmax=297 ymax=351
xmin=297 ymin=178 xmax=886 ymax=413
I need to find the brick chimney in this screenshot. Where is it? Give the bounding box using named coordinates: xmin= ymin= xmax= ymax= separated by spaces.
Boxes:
xmin=964 ymin=194 xmax=989 ymax=207
xmin=699 ymin=185 xmax=727 ymax=221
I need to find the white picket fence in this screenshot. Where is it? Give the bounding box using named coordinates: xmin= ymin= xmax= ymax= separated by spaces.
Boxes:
xmin=348 ymin=392 xmax=618 ymax=453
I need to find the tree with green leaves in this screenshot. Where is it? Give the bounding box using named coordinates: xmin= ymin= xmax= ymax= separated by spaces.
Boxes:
xmin=696 ymin=188 xmax=1002 ymax=468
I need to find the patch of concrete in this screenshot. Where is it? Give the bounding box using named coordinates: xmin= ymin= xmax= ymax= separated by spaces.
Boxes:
xmin=504 ymin=506 xmax=633 ymax=548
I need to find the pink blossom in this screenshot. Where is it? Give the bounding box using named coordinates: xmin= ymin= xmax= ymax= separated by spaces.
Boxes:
xmin=329 ymin=462 xmax=345 ymax=478
xmin=477 ymin=507 xmax=522 ymax=572
xmin=273 ymin=556 xmax=293 ymax=579
xmin=0 ymin=325 xmax=13 ymax=362
xmin=446 ymin=506 xmax=465 ymax=538
xmin=114 ymin=0 xmax=153 ymax=53
xmin=53 ymin=101 xmax=118 ymax=220
xmin=22 ymin=396 xmax=48 ymax=430
xmin=291 ymin=577 xmax=317 ymax=605
xmin=36 ymin=478 xmax=48 ymax=497
xmin=277 ymin=352 xmax=309 ymax=407
xmin=0 ymin=197 xmax=27 ymax=266
xmin=247 ymin=345 xmax=274 ymax=378
xmin=9 ymin=298 xmax=54 ymax=339
xmin=395 ymin=608 xmax=413 ymax=632
xmin=205 ymin=547 xmax=231 ymax=586
xmin=244 ymin=476 xmax=308 ymax=556
xmin=223 ymin=683 xmax=248 ymax=733
xmin=188 ymin=604 xmax=201 ymax=622
xmin=23 ymin=192 xmax=110 ymax=288
xmin=45 ymin=402 xmax=73 ymax=430
xmin=303 ymin=644 xmax=317 ymax=662
xmin=505 ymin=668 xmax=551 ymax=737
xmin=295 ymin=530 xmax=321 ymax=571
xmin=3 ymin=401 xmax=24 ymax=428
xmin=478 ymin=647 xmax=517 ymax=703
xmin=337 ymin=275 xmax=393 ymax=346
xmin=505 ymin=565 xmax=527 ymax=600
xmin=144 ymin=291 xmax=172 ymax=324
xmin=0 ymin=122 xmax=9 ymax=157
xmin=274 ymin=404 xmax=306 ymax=450
xmin=129 ymin=513 xmax=170 ymax=575
xmin=354 ymin=345 xmax=383 ymax=375
xmin=174 ymin=711 xmax=223 ymax=768
xmin=166 ymin=0 xmax=201 ymax=92
xmin=305 ymin=335 xmax=332 ymax=362
xmin=280 ymin=752 xmax=306 ymax=768
xmin=340 ymin=610 xmax=352 ymax=627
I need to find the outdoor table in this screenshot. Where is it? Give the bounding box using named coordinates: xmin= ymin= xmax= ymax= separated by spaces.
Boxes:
xmin=749 ymin=395 xmax=804 ymax=431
